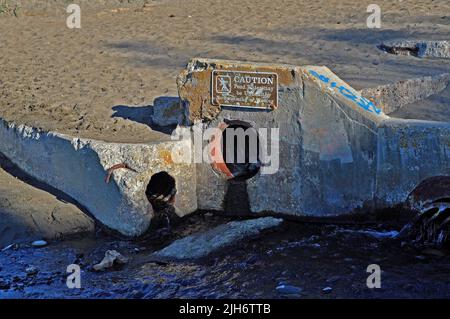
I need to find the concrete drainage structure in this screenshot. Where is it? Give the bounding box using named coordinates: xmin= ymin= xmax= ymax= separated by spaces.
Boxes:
xmin=1 ymin=58 xmax=449 ymax=237
xmin=0 ymin=119 xmax=197 ymax=237
xmin=178 ymin=58 xmax=450 ymax=220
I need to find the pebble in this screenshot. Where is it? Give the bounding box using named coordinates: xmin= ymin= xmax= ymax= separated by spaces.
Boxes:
xmin=32 ymin=240 xmax=48 ymax=247
xmin=322 ymin=287 xmax=333 ymax=294
xmin=276 ymin=284 xmax=302 ymax=295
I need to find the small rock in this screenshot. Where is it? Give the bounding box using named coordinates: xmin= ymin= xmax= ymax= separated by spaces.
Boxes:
xmin=25 ymin=266 xmax=38 ymax=276
xmin=93 ymin=250 xmax=129 ymax=271
xmin=276 ymin=284 xmax=302 ymax=295
xmin=31 ymin=240 xmax=48 ymax=247
xmin=322 ymin=287 xmax=333 ymax=294
xmin=152 ymin=217 xmax=283 ymax=261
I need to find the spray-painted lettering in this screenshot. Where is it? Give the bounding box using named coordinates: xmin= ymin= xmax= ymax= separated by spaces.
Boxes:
xmin=309 ymin=70 xmax=382 ymax=115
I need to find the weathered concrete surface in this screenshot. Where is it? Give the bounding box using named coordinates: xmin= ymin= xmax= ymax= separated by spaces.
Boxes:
xmin=361 ymin=73 xmax=450 ymax=114
xmin=376 ymin=118 xmax=450 ymax=208
xmin=0 ymin=118 xmax=197 ymax=237
xmin=178 ymin=58 xmax=450 ymax=218
xmin=151 ymin=217 xmax=283 ymax=261
xmin=152 ymin=96 xmax=185 ymax=127
xmin=380 ymin=40 xmax=450 ymax=59
xmin=2 ymin=57 xmax=449 ymax=237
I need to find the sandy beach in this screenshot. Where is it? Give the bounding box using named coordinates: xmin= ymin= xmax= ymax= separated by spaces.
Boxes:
xmin=0 ymin=0 xmax=449 ymax=142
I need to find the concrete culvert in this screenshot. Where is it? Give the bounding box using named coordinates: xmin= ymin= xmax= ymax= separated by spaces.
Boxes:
xmin=145 ymin=171 xmax=177 ymax=212
xmin=220 ymin=121 xmax=262 ymax=181
xmin=399 ymin=176 xmax=450 ymax=246
xmin=145 ymin=171 xmax=180 ymax=232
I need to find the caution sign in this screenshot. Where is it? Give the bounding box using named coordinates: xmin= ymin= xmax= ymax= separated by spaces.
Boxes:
xmin=211 ymin=70 xmax=278 ymax=109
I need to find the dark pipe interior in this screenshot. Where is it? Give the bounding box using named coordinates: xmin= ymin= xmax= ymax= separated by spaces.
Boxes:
xmin=221 ymin=121 xmax=261 ymax=181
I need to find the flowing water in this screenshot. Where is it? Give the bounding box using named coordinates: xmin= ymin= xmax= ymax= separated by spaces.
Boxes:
xmin=1 ymin=213 xmax=449 ymax=299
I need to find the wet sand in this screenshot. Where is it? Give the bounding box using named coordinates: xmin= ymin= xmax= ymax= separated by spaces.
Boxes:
xmin=0 ymin=215 xmax=449 ymax=299
xmin=0 ymin=0 xmax=449 ymax=142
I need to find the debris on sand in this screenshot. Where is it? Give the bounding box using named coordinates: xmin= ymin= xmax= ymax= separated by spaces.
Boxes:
xmin=93 ymin=250 xmax=129 ymax=271
xmin=1 ymin=243 xmax=17 ymax=251
xmin=379 ymin=39 xmax=450 ymax=59
xmin=151 ymin=217 xmax=283 ymax=261
xmin=398 ymin=202 xmax=449 ymax=247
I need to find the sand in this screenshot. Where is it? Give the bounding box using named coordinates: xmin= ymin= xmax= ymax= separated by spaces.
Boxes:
xmin=0 ymin=156 xmax=94 ymax=247
xmin=0 ymin=0 xmax=449 ymax=143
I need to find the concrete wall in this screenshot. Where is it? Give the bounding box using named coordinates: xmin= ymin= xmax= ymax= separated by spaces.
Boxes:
xmin=178 ymin=58 xmax=450 ymax=217
xmin=376 ymin=118 xmax=450 ymax=206
xmin=0 ymin=119 xmax=197 ymax=236
xmin=1 ymin=58 xmax=449 ymax=236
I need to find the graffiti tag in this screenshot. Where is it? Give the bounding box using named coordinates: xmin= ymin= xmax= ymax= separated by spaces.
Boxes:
xmin=308 ymin=70 xmax=382 ymax=115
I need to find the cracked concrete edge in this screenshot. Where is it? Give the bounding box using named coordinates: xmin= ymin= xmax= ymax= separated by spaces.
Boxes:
xmin=361 ymin=73 xmax=450 ymax=114
xmin=151 ymin=217 xmax=283 ymax=261
xmin=0 ymin=117 xmax=198 ymax=237
xmin=380 ymin=40 xmax=450 ymax=59
xmin=178 ymin=58 xmax=389 ymax=123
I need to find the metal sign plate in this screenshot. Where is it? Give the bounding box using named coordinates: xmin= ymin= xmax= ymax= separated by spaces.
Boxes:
xmin=211 ymin=70 xmax=278 ymax=109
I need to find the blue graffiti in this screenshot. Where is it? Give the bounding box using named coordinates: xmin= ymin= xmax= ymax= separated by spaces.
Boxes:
xmin=308 ymin=70 xmax=382 ymax=115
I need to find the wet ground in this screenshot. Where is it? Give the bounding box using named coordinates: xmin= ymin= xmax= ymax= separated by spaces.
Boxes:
xmin=0 ymin=212 xmax=449 ymax=299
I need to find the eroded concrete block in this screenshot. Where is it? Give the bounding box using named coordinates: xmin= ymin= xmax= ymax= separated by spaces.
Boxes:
xmin=361 ymin=73 xmax=450 ymax=114
xmin=152 ymin=96 xmax=185 ymax=127
xmin=178 ymin=58 xmax=450 ymax=218
xmin=151 ymin=217 xmax=283 ymax=260
xmin=380 ymin=40 xmax=450 ymax=59
xmin=0 ymin=118 xmax=197 ymax=236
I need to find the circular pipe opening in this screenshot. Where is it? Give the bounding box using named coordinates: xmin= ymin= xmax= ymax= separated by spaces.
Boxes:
xmin=145 ymin=171 xmax=177 ymax=212
xmin=210 ymin=120 xmax=261 ymax=181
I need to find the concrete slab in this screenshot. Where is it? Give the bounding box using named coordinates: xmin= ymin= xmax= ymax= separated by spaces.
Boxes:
xmin=0 ymin=118 xmax=197 ymax=237
xmin=151 ymin=217 xmax=283 ymax=261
